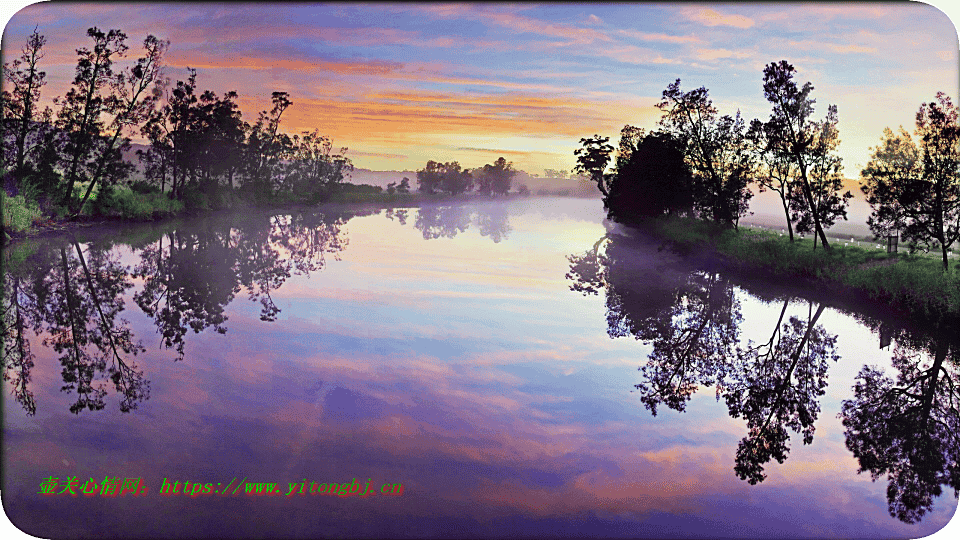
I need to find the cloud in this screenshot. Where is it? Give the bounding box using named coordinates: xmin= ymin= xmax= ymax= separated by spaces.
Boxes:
xmin=685 ymin=8 xmax=755 ymax=29
xmin=694 ymin=47 xmax=754 ymax=61
xmin=586 ymin=14 xmax=603 ymax=25
xmin=785 ymin=40 xmax=877 ymax=55
xmin=616 ymin=29 xmax=703 ymax=45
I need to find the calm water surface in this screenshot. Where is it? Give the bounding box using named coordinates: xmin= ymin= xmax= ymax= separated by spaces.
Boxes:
xmin=3 ymin=197 xmax=957 ymax=538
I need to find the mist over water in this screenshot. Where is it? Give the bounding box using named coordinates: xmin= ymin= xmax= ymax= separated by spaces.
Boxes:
xmin=3 ymin=197 xmax=957 ymax=538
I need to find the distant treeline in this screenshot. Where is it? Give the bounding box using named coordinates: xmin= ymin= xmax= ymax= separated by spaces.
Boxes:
xmin=2 ymin=27 xmax=354 ymax=233
xmin=579 ymin=60 xmax=960 ymax=272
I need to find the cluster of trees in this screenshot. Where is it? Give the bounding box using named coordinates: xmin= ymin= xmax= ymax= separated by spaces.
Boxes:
xmin=2 ymin=28 xmax=352 ymax=219
xmin=566 ymin=231 xmax=960 ymax=523
xmin=578 ymin=59 xmax=960 ymax=271
xmin=415 ymin=156 xmax=518 ymax=196
xmin=861 ymin=92 xmax=960 ymax=271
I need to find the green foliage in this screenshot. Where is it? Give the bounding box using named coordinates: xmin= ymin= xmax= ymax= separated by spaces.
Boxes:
xmin=91 ymin=184 xmax=183 ymax=219
xmin=1 ymin=192 xmax=42 ymax=233
xmin=650 ymin=215 xmax=960 ymax=320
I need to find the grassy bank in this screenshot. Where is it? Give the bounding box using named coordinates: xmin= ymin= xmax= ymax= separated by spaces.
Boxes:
xmin=643 ymin=216 xmax=960 ymax=322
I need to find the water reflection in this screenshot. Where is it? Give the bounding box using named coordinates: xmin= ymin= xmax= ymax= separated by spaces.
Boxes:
xmin=2 ymin=209 xmax=348 ymax=413
xmin=409 ymin=203 xmax=511 ymax=243
xmin=840 ymin=325 xmax=960 ymax=524
xmin=566 ymin=230 xmax=958 ymax=522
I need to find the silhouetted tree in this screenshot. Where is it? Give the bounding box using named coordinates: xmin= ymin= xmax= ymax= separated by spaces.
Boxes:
xmin=657 ymin=80 xmax=754 ymax=228
xmin=759 ymin=61 xmax=847 ymax=250
xmin=2 ymin=28 xmax=48 ymax=182
xmin=748 ymin=119 xmax=798 ymax=241
xmin=607 ymin=127 xmax=694 ymax=222
xmin=475 ymin=157 xmax=517 ymax=196
xmin=58 ymin=29 xmax=167 ymax=215
xmin=574 ymin=135 xmax=614 ymax=197
xmin=861 ymin=93 xmax=960 ymax=271
xmin=416 ymin=161 xmax=473 ymax=195
xmin=785 ymin=105 xmax=851 ymax=250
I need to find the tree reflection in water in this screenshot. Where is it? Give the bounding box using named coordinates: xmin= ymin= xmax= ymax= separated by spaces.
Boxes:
xmin=568 ymin=231 xmax=960 ymax=522
xmin=840 ymin=325 xmax=960 ymax=524
xmin=411 ymin=203 xmax=512 ymax=243
xmin=2 ymin=209 xmax=348 ymax=413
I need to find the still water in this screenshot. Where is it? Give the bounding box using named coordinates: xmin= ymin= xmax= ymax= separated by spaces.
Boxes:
xmin=3 ymin=197 xmax=957 ymax=538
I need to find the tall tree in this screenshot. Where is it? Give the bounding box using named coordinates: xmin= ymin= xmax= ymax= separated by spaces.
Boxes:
xmin=748 ymin=119 xmax=797 ymax=241
xmin=2 ymin=28 xmax=48 ymax=181
xmin=786 ymin=105 xmax=852 ymax=249
xmin=861 ymin=93 xmax=960 ymax=271
xmin=656 ymin=80 xmax=754 ymax=227
xmin=57 ymin=29 xmax=167 ymax=215
xmin=244 ymin=92 xmax=293 ymax=200
xmin=760 ymin=60 xmax=848 ymax=250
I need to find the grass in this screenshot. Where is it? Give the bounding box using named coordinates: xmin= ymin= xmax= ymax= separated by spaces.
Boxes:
xmin=646 ymin=215 xmax=960 ymax=322
xmin=92 ymin=184 xmax=185 ymax=219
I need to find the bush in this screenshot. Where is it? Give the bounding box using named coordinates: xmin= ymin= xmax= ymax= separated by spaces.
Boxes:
xmin=2 ymin=192 xmax=42 ymax=233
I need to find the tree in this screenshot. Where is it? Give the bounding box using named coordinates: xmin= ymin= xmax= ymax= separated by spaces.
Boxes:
xmin=607 ymin=127 xmax=694 ymax=221
xmin=861 ymin=93 xmax=960 ymax=271
xmin=59 ymin=29 xmax=168 ymax=215
xmin=840 ymin=333 xmax=960 ymax=523
xmin=397 ymin=177 xmax=411 ymax=194
xmin=786 ymin=105 xmax=852 ymax=250
xmin=748 ymin=118 xmax=798 ymax=241
xmin=416 ymin=161 xmax=472 ymax=195
xmin=2 ymin=28 xmax=48 ymax=181
xmin=656 ymin=80 xmax=754 ymax=227
xmin=244 ymin=92 xmax=293 ymax=201
xmin=284 ymin=130 xmax=352 ymax=202
xmin=475 ymin=157 xmax=516 ymax=196
xmin=574 ymin=135 xmax=614 ymax=197
xmin=760 ymin=60 xmax=848 ymax=250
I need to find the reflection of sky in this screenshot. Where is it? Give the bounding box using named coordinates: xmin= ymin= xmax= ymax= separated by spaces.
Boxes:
xmin=3 ymin=198 xmax=956 ymax=538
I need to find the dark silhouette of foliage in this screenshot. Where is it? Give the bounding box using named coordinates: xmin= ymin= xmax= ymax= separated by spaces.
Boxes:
xmin=759 ymin=61 xmax=848 ymax=250
xmin=574 ymin=135 xmax=615 ymax=197
xmin=861 ymin=93 xmax=960 ymax=271
xmin=656 ymin=80 xmax=754 ymax=228
xmin=416 ymin=160 xmax=473 ymax=195
xmin=475 ymin=157 xmax=517 ymax=196
xmin=58 ymin=29 xmax=167 ymax=215
xmin=2 ymin=28 xmax=48 ymax=181
xmin=606 ymin=127 xmax=694 ymax=222
xmin=840 ymin=330 xmax=960 ymax=524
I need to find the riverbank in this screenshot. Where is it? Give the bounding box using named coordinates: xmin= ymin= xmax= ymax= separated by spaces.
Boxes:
xmin=631 ymin=215 xmax=960 ymax=325
xmin=1 ymin=186 xmax=537 ymax=245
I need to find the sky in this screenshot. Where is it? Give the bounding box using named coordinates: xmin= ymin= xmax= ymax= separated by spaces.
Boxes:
xmin=1 ymin=2 xmax=959 ymax=177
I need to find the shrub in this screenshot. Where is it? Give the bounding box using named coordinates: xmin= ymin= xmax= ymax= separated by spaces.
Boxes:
xmin=1 ymin=192 xmax=42 ymax=233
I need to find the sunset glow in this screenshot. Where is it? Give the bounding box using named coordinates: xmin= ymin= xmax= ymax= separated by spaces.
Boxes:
xmin=2 ymin=2 xmax=958 ymax=175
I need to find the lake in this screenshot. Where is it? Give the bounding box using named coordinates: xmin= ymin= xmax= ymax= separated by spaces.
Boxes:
xmin=2 ymin=197 xmax=957 ymax=538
